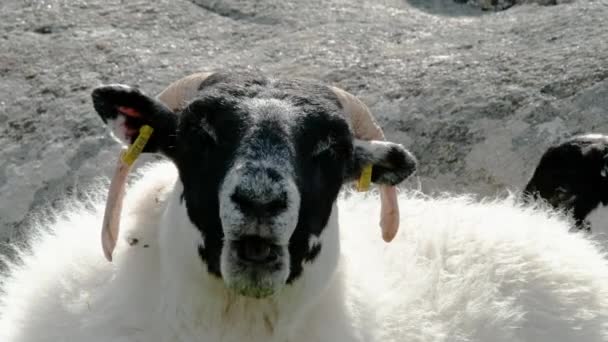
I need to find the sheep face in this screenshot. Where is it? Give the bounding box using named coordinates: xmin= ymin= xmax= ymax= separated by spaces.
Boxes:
xmin=524 ymin=134 xmax=608 ymax=229
xmin=92 ymin=71 xmax=416 ymax=298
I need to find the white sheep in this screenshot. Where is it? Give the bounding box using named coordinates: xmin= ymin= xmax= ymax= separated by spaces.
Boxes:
xmin=1 ymin=71 xmax=607 ymax=342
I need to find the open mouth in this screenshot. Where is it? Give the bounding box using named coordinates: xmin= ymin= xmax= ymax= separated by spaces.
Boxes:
xmin=233 ymin=236 xmax=282 ymax=265
xmin=221 ymin=236 xmax=290 ymax=298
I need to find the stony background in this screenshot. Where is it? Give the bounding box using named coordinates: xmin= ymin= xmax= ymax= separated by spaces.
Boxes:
xmin=1 ymin=0 xmax=607 ymax=253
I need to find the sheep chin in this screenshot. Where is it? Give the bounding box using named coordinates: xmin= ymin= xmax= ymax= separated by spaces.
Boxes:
xmin=223 ymin=263 xmax=287 ymax=299
xmin=226 ymin=280 xmax=278 ymax=299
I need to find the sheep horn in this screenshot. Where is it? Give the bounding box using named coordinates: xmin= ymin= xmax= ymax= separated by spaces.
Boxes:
xmin=330 ymin=86 xmax=400 ymax=243
xmin=157 ymin=72 xmax=215 ymax=112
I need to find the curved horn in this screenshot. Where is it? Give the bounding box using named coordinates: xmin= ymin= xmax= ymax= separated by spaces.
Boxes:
xmin=157 ymin=72 xmax=215 ymax=111
xmin=330 ymin=86 xmax=401 ymax=243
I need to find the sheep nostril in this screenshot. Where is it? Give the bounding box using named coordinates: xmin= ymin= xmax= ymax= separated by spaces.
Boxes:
xmin=236 ymin=236 xmax=278 ymax=264
xmin=231 ymin=189 xmax=287 ymax=217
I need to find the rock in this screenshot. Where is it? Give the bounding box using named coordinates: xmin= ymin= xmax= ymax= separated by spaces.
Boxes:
xmin=1 ymin=0 xmax=607 ymax=257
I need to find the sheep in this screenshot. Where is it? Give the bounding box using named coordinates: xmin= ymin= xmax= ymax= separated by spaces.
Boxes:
xmin=1 ymin=70 xmax=607 ymax=342
xmin=523 ymin=133 xmax=608 ymax=235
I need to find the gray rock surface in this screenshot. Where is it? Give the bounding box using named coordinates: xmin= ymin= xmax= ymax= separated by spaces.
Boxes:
xmin=1 ymin=0 xmax=607 ymax=254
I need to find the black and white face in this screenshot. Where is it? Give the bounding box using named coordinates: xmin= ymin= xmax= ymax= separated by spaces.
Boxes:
xmin=524 ymin=134 xmax=608 ymax=229
xmin=92 ymin=71 xmax=417 ymax=298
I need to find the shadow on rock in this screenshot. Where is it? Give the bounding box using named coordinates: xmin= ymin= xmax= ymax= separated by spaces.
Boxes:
xmin=406 ymin=0 xmax=566 ymax=15
xmin=403 ymin=0 xmax=490 ymax=16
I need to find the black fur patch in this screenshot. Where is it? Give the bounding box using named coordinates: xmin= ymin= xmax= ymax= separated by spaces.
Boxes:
xmin=127 ymin=237 xmax=139 ymax=246
xmin=523 ymin=134 xmax=608 ymax=231
xmin=198 ymin=244 xmax=221 ymax=276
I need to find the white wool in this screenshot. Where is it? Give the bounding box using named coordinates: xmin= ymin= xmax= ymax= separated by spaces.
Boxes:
xmin=1 ymin=161 xmax=607 ymax=342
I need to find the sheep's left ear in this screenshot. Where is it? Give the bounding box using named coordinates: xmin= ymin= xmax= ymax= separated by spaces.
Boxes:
xmin=346 ymin=139 xmax=417 ymax=185
xmin=600 ymin=154 xmax=608 ymax=205
xmin=92 ymin=84 xmax=178 ymax=159
xmin=601 ymin=154 xmax=608 ymax=178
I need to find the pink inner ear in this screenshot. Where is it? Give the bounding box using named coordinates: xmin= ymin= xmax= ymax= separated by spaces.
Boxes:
xmin=117 ymin=106 xmax=143 ymax=142
xmin=117 ymin=106 xmax=142 ymax=118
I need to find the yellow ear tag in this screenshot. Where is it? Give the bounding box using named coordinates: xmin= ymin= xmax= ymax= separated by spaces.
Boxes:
xmin=357 ymin=164 xmax=373 ymax=192
xmin=121 ymin=125 xmax=154 ymax=166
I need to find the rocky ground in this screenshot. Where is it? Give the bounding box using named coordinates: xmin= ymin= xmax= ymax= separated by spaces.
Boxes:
xmin=1 ymin=0 xmax=607 ymax=254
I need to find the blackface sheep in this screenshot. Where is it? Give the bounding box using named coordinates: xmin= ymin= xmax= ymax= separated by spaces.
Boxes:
xmin=523 ymin=134 xmax=608 ymax=235
xmin=1 ymin=71 xmax=607 ymax=342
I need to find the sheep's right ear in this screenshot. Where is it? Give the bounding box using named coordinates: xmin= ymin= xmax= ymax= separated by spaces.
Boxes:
xmin=92 ymin=85 xmax=178 ymax=159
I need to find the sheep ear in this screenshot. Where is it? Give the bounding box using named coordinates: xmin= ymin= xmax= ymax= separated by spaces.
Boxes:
xmin=92 ymin=84 xmax=178 ymax=159
xmin=601 ymin=154 xmax=608 ymax=178
xmin=600 ymin=154 xmax=608 ymax=205
xmin=346 ymin=139 xmax=417 ymax=185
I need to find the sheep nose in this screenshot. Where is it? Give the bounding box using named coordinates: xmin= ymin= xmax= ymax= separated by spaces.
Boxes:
xmin=235 ymin=236 xmax=279 ymax=264
xmin=231 ymin=186 xmax=288 ymax=218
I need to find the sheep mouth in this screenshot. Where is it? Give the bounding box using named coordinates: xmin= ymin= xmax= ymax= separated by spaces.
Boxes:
xmin=220 ymin=238 xmax=290 ymax=298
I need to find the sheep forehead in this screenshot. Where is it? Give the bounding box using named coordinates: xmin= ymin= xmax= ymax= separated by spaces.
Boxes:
xmin=233 ymin=96 xmax=351 ymax=164
xmin=181 ymin=75 xmax=352 ymax=164
xmin=233 ymin=99 xmax=297 ymax=161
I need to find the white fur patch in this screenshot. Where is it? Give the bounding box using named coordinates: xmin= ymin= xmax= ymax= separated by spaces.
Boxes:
xmin=354 ymin=139 xmax=391 ymax=154
xmin=246 ymin=98 xmax=296 ymax=120
xmin=308 ymin=234 xmax=322 ymax=251
xmin=107 ymin=115 xmax=131 ymax=146
xmin=2 ymin=162 xmax=608 ymax=342
xmin=312 ymin=137 xmax=335 ymax=156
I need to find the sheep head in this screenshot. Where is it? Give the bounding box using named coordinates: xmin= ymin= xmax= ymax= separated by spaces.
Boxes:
xmin=524 ymin=133 xmax=608 ymax=229
xmin=92 ymin=71 xmax=417 ymax=298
